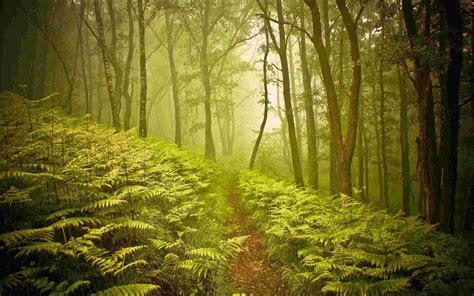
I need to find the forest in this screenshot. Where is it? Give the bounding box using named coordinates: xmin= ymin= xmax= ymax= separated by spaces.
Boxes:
xmin=0 ymin=0 xmax=473 ymax=295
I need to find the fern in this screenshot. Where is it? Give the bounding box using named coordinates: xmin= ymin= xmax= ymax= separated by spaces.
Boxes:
xmin=92 ymin=284 xmax=160 ymax=296
xmin=0 ymin=227 xmax=54 ymax=246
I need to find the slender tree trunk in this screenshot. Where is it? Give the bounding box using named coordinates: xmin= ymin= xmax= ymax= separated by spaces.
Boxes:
xmin=363 ymin=122 xmax=370 ymax=200
xmin=427 ymin=84 xmax=440 ymax=222
xmin=97 ymin=54 xmax=103 ymax=123
xmin=398 ymin=66 xmax=411 ymax=216
xmin=201 ymin=0 xmax=216 ymax=160
xmin=276 ymin=77 xmax=291 ymax=171
xmin=379 ymin=64 xmax=389 ymax=206
xmin=165 ymin=8 xmax=181 ymax=147
xmin=305 ymin=0 xmax=361 ymax=195
xmin=94 ymin=0 xmax=120 ymax=130
xmin=85 ymin=23 xmax=93 ymax=115
xmin=273 ymin=0 xmax=304 ymax=186
xmin=123 ymin=0 xmax=134 ymax=130
xmin=288 ymin=38 xmax=303 ymax=164
xmin=106 ymin=0 xmax=123 ymax=128
xmin=298 ymin=0 xmax=318 ymax=189
xmin=373 ymin=96 xmax=384 ymax=202
xmin=78 ymin=0 xmax=89 ymax=114
xmin=250 ymin=25 xmax=270 ymax=169
xmin=358 ymin=98 xmax=365 ymax=201
xmin=137 ymin=0 xmax=147 ymax=138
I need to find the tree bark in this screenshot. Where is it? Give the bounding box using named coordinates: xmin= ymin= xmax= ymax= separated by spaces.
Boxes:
xmin=273 ymin=0 xmax=304 ymax=186
xmin=305 ymin=0 xmax=361 ymax=195
xmin=165 ymin=8 xmax=181 ymax=147
xmin=288 ymin=38 xmax=304 ymax=165
xmin=379 ymin=7 xmax=389 ymax=208
xmin=78 ymin=0 xmax=90 ymax=114
xmin=201 ymin=0 xmax=216 ymax=160
xmin=398 ymin=66 xmax=411 ymax=216
xmin=137 ymin=0 xmax=147 ymax=138
xmin=249 ymin=24 xmax=270 ymax=170
xmin=439 ymin=0 xmax=463 ymax=233
xmin=123 ymin=0 xmax=134 ymax=131
xmin=94 ymin=0 xmax=120 ymax=130
xmin=298 ymin=0 xmax=318 ymax=189
xmin=276 ymin=76 xmax=292 ymax=171
xmin=402 ymin=0 xmax=438 ymax=223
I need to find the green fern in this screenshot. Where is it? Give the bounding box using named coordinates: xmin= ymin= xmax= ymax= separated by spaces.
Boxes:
xmin=92 ymin=284 xmax=160 ymax=296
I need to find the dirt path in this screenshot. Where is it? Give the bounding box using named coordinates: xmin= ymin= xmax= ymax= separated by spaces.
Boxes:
xmin=228 ymin=181 xmax=286 ymax=295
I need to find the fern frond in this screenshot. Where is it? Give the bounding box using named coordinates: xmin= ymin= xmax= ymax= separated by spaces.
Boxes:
xmin=0 ymin=227 xmax=54 ymax=246
xmin=92 ymin=284 xmax=159 ymax=296
xmin=15 ymin=242 xmax=74 ymax=257
xmin=112 ymin=246 xmax=146 ymax=261
xmin=50 ymin=217 xmax=101 ymax=229
xmin=81 ymin=198 xmax=127 ymax=212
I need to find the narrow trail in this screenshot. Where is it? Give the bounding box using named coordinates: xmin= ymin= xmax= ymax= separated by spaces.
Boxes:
xmin=227 ymin=179 xmax=286 ymax=295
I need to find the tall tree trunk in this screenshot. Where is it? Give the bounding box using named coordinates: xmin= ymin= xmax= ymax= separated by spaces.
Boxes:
xmin=305 ymin=0 xmax=361 ymax=195
xmin=439 ymin=0 xmax=463 ymax=233
xmin=276 ymin=76 xmax=291 ymax=171
xmin=78 ymin=0 xmax=89 ymax=114
xmin=402 ymin=0 xmax=438 ymax=223
xmin=427 ymin=84 xmax=440 ymax=221
xmin=322 ymin=0 xmax=337 ymax=194
xmin=201 ymin=0 xmax=216 ymax=160
xmin=123 ymin=0 xmax=134 ymax=131
xmin=288 ymin=38 xmax=304 ymax=165
xmin=94 ymin=0 xmax=120 ymax=130
xmin=398 ymin=66 xmax=411 ymax=216
xmin=273 ymin=0 xmax=304 ymax=186
xmin=373 ymin=95 xmax=384 ymax=202
xmin=379 ymin=7 xmax=389 ymax=208
xmin=363 ymin=122 xmax=370 ymax=200
xmin=165 ymin=8 xmax=181 ymax=147
xmin=298 ymin=0 xmax=318 ymax=189
xmin=97 ymin=53 xmax=103 ymax=123
xmin=250 ymin=24 xmax=270 ymax=169
xmin=358 ymin=97 xmax=365 ymax=201
xmin=137 ymin=0 xmax=147 ymax=138
xmin=85 ymin=22 xmax=93 ymax=115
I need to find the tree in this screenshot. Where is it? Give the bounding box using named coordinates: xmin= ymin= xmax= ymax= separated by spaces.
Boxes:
xmin=123 ymin=0 xmax=135 ymax=131
xmin=137 ymin=0 xmax=147 ymax=138
xmin=401 ymin=0 xmax=438 ymax=223
xmin=260 ymin=0 xmax=304 ymax=186
xmin=93 ymin=0 xmax=121 ymax=131
xmin=305 ymin=0 xmax=362 ymax=195
xmin=439 ymin=0 xmax=464 ymax=233
xmin=250 ymin=15 xmax=270 ymax=170
xmin=298 ymin=0 xmax=318 ymax=189
xmin=164 ymin=6 xmax=181 ymax=146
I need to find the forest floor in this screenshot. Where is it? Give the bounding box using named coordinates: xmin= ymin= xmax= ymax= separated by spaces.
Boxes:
xmin=227 ymin=179 xmax=286 ymax=295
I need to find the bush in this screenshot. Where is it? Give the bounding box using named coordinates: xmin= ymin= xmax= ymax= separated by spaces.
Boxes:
xmin=239 ymin=170 xmax=474 ymax=295
xmin=0 ymin=92 xmax=245 ymax=295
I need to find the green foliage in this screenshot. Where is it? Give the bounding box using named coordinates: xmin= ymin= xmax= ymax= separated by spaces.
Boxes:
xmin=92 ymin=284 xmax=160 ymax=296
xmin=0 ymin=92 xmax=238 ymax=295
xmin=239 ymin=170 xmax=474 ymax=295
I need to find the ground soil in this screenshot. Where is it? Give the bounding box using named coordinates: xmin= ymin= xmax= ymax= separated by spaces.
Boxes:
xmin=227 ymin=181 xmax=287 ymax=295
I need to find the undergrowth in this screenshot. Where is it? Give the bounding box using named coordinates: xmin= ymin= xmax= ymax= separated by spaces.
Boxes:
xmin=239 ymin=170 xmax=474 ymax=295
xmin=0 ymin=92 xmax=246 ymax=295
